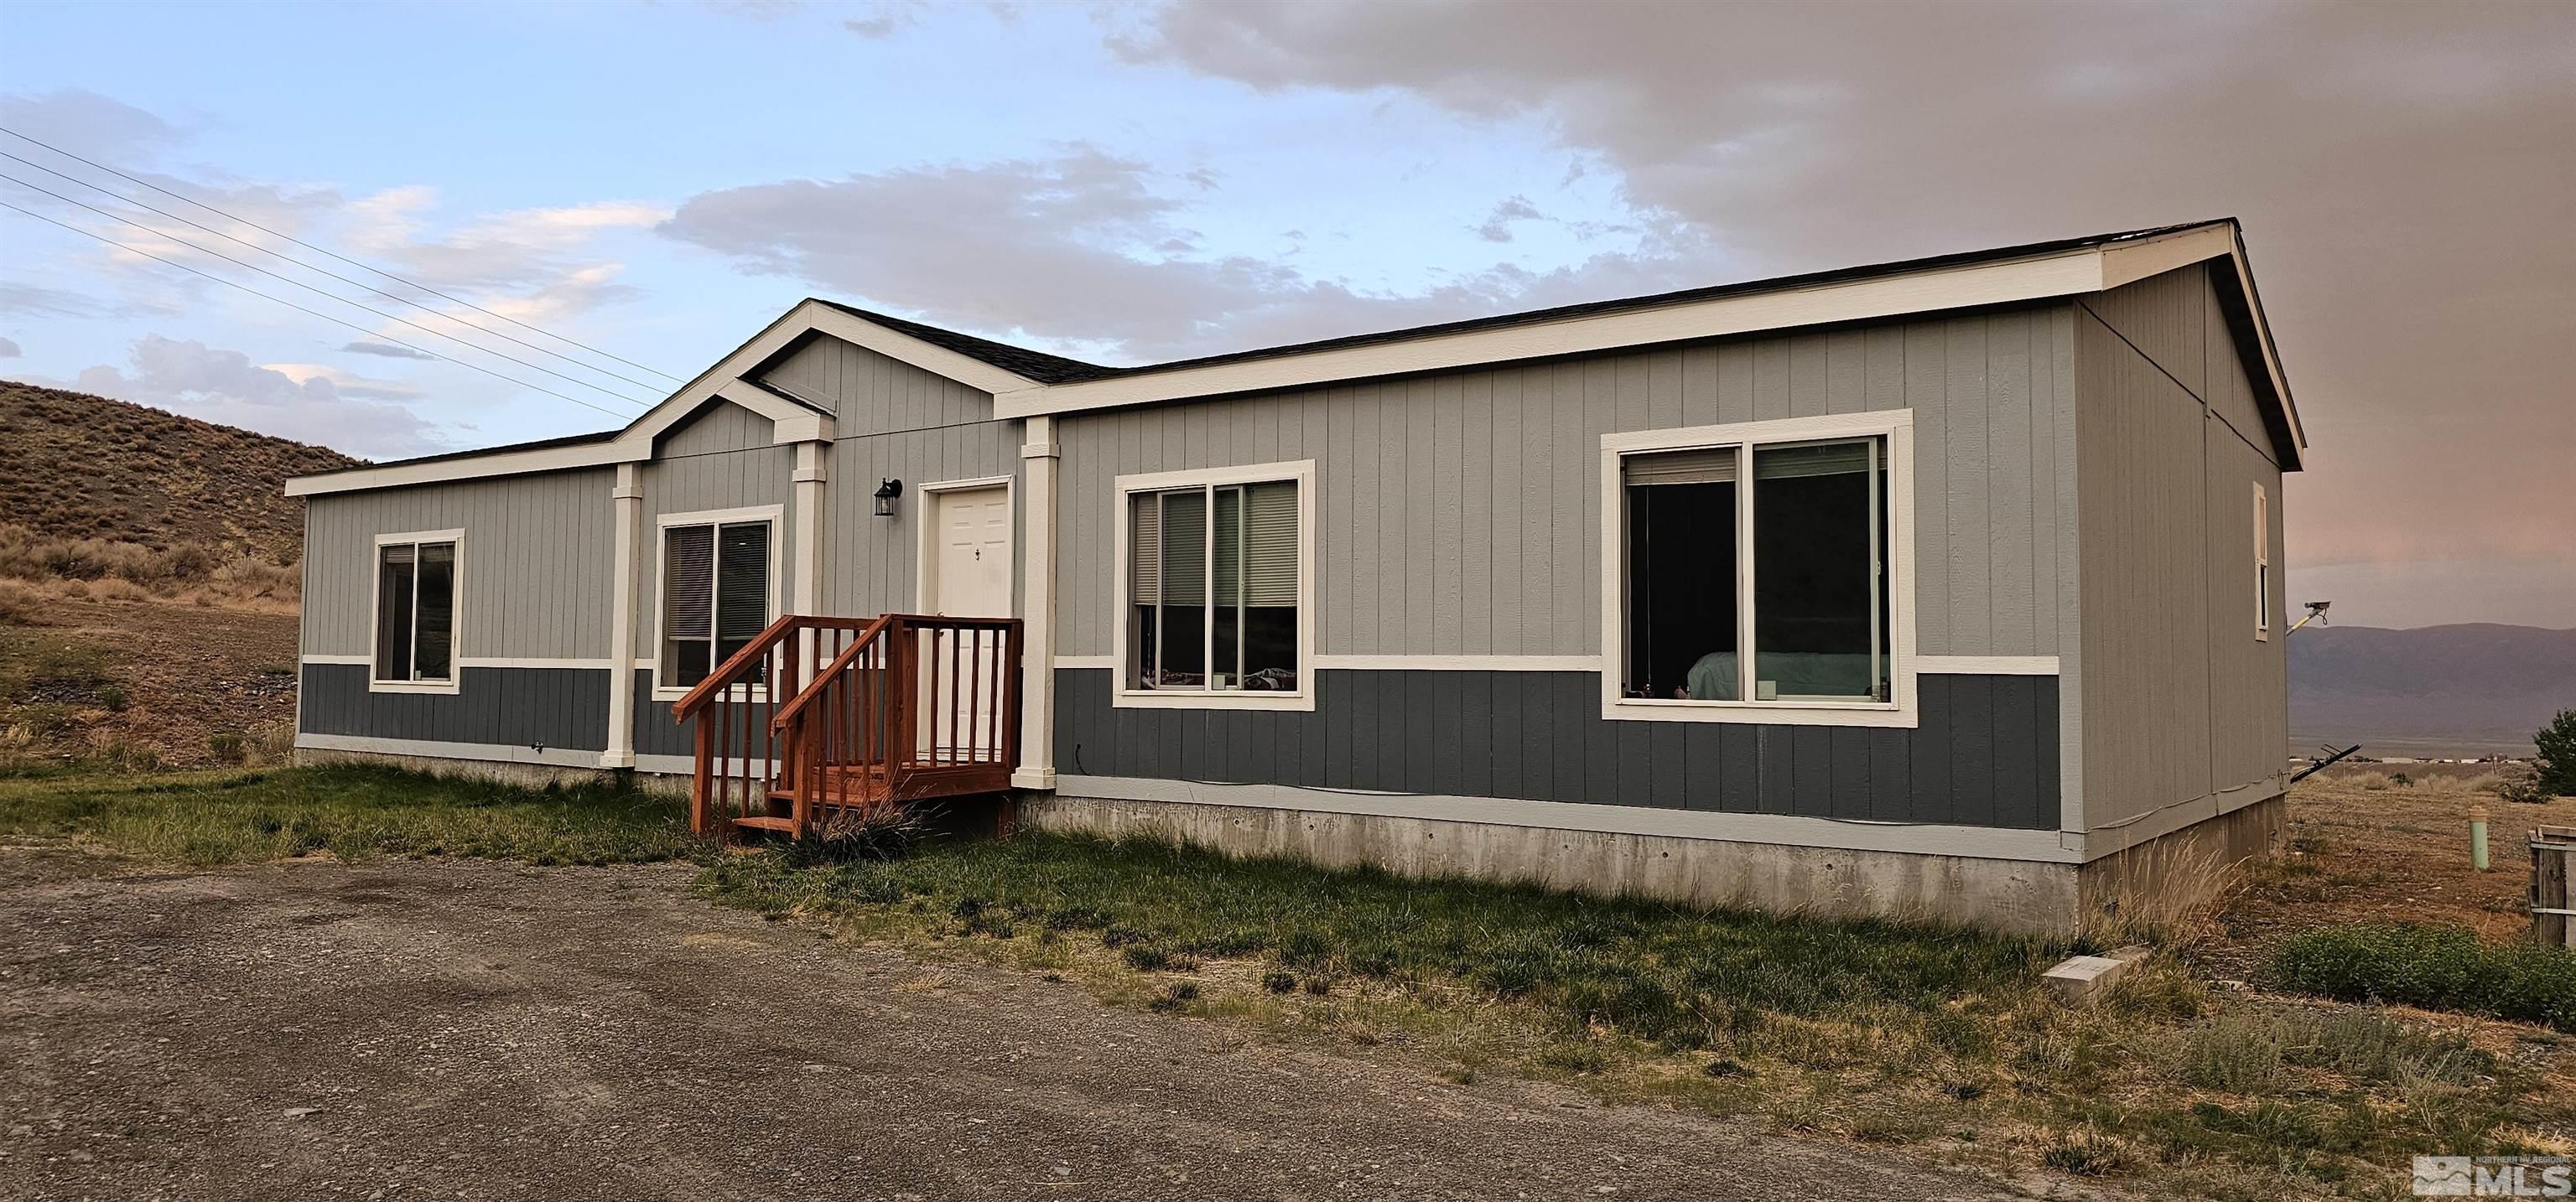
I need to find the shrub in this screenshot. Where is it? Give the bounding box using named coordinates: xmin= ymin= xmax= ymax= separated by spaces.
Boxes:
xmin=2495 ymin=769 xmax=2547 ymax=806
xmin=2268 ymin=923 xmax=2576 ymax=1031
xmin=2179 ymin=1013 xmax=2286 ymax=1093
xmin=206 ymin=733 xmax=247 ymax=765
xmin=2537 ymin=710 xmax=2576 ymax=797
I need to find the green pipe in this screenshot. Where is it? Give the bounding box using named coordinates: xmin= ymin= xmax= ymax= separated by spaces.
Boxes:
xmin=2470 ymin=805 xmax=2490 ymax=873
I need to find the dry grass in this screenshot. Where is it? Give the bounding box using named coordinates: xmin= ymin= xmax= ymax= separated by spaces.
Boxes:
xmin=3 ymin=598 xmax=303 ymax=772
xmin=0 ymin=524 xmax=301 ymax=612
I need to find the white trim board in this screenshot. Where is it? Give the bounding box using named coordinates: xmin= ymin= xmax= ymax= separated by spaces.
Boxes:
xmin=1915 ymin=655 xmax=2060 ymax=676
xmin=1311 ymin=655 xmax=1605 ymax=672
xmin=1052 ymin=775 xmax=2081 ymax=864
xmin=1059 ymin=654 xmax=2059 ymax=677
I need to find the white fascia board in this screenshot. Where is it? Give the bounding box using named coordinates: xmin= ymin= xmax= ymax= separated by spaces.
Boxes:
xmin=284 ymin=438 xmax=639 ymax=496
xmin=992 ymin=248 xmax=2116 ymax=421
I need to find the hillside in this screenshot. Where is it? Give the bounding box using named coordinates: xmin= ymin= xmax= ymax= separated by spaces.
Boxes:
xmin=2291 ymin=623 xmax=2575 ymax=756
xmin=0 ymin=380 xmax=361 ymax=563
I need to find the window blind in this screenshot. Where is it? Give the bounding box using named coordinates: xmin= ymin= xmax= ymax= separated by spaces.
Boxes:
xmin=1159 ymin=490 xmax=1206 ymax=607
xmin=1751 ymin=439 xmax=1873 ymax=479
xmin=665 ymin=526 xmax=714 ymax=636
xmin=1130 ymin=493 xmax=1163 ymax=604
xmin=1623 ymin=447 xmax=1737 ymax=485
xmin=1243 ymin=481 xmax=1297 ymax=607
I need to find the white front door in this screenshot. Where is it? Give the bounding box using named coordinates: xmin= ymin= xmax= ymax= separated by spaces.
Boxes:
xmin=928 ymin=484 xmax=1010 ymax=617
xmin=922 ymin=484 xmax=1011 ymax=759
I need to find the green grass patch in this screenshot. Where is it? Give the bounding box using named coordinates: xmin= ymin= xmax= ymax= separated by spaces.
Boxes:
xmin=0 ymin=764 xmax=695 ymax=866
xmin=2269 ymin=923 xmax=2576 ymax=1031
xmin=699 ymin=830 xmax=2064 ymax=1045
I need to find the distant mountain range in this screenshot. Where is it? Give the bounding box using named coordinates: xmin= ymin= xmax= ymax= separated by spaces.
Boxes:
xmin=2291 ymin=623 xmax=2575 ymax=757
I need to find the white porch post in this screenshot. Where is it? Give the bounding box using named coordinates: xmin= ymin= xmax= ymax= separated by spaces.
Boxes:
xmin=1013 ymin=415 xmax=1059 ymax=790
xmin=791 ymin=439 xmax=828 ymax=686
xmin=603 ymin=462 xmax=642 ymax=769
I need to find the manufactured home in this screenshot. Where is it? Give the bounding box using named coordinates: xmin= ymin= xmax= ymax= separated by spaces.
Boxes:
xmin=288 ymin=219 xmax=2303 ymax=934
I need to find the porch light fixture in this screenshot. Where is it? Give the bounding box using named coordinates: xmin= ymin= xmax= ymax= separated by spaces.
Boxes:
xmin=873 ymin=478 xmax=902 ymax=517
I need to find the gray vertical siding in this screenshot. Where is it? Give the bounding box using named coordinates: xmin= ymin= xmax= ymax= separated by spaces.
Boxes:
xmin=301 ymin=467 xmax=615 ymax=661
xmin=818 ymin=420 xmax=1022 ymax=619
xmin=657 ymin=401 xmax=776 ymax=458
xmin=760 ymin=333 xmax=995 ymax=436
xmin=2074 ymin=266 xmax=2288 ymax=832
xmin=1053 ymin=305 xmax=2079 ymax=659
xmin=300 ymin=664 xmax=609 ymax=751
xmin=630 ymin=407 xmax=796 ymax=661
xmin=1056 ymin=669 xmax=2058 ymax=830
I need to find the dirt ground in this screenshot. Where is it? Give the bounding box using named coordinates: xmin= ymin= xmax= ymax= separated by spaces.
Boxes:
xmin=0 ymin=848 xmax=2044 ymax=1202
xmin=5 ymin=598 xmax=299 ymax=767
xmin=2219 ymin=769 xmax=2576 ymax=948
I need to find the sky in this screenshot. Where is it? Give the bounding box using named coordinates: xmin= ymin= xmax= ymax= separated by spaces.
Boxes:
xmin=0 ymin=0 xmax=2568 ymax=629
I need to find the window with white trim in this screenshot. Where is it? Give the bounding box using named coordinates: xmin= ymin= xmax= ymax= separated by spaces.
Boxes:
xmin=660 ymin=518 xmax=772 ymax=688
xmin=373 ymin=534 xmax=459 ymax=686
xmin=2253 ymin=482 xmax=2271 ymax=641
xmin=1130 ymin=479 xmax=1301 ymax=692
xmin=1611 ymin=420 xmax=1903 ymax=712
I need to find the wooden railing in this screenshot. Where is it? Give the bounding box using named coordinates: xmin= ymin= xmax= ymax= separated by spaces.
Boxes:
xmin=668 ymin=614 xmax=888 ymax=838
xmin=673 ymin=614 xmax=1023 ymax=840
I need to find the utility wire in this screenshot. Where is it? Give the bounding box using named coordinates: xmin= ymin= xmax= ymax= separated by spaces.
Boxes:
xmin=0 ymin=125 xmax=686 ymax=384
xmin=2 ymin=150 xmax=674 ymax=396
xmin=0 ymin=173 xmax=652 ymax=409
xmin=1 ymin=200 xmax=635 ymax=422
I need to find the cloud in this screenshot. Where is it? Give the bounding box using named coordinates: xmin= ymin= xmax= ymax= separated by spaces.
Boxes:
xmin=662 ymin=145 xmax=1708 ymax=363
xmin=259 ymin=361 xmax=429 ymax=402
xmin=340 ymin=340 xmax=438 ymax=360
xmin=71 ymin=334 xmax=449 ymax=459
xmin=0 ymin=282 xmax=117 ymax=319
xmin=1474 ymin=194 xmax=1541 ymax=242
xmin=843 ymin=2 xmax=922 ymax=38
xmin=335 ymin=188 xmax=667 ymax=330
xmin=1115 ymin=2 xmax=2576 ymax=576
xmin=0 ymin=88 xmax=185 ymax=161
xmin=0 ymin=336 xmax=19 ymax=358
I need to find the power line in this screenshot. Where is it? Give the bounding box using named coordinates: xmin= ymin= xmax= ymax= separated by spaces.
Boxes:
xmin=0 ymin=173 xmax=652 ymax=409
xmin=0 ymin=124 xmax=687 ymax=385
xmin=2 ymin=149 xmax=676 ymax=396
xmin=1 ymin=200 xmax=636 ymax=422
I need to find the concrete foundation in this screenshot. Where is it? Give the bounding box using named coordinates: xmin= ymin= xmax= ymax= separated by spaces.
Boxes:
xmin=1021 ymin=793 xmax=2083 ymax=935
xmin=1021 ymin=790 xmax=2288 ymax=937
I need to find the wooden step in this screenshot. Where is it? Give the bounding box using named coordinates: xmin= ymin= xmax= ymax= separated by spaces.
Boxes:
xmin=730 ymin=815 xmax=799 ymax=832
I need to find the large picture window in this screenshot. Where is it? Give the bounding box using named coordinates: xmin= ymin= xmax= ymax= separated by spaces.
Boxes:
xmin=658 ymin=510 xmax=774 ymax=692
xmin=371 ymin=531 xmax=461 ymax=692
xmin=1602 ymin=414 xmax=1914 ymax=726
xmin=1114 ymin=461 xmax=1314 ymax=711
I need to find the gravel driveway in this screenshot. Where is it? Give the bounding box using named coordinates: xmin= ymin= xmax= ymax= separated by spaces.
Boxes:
xmin=0 ymin=847 xmax=2037 ymax=1200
